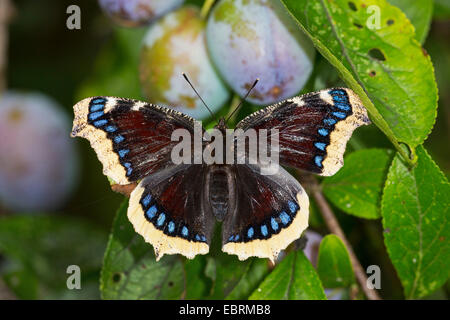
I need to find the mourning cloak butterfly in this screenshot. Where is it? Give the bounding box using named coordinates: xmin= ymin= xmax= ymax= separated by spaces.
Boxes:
xmin=71 ymin=88 xmax=370 ymax=261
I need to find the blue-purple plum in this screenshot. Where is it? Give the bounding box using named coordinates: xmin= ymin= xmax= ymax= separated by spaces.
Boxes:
xmin=0 ymin=92 xmax=78 ymax=212
xmin=98 ymin=0 xmax=184 ymax=27
xmin=139 ymin=6 xmax=230 ymax=119
xmin=206 ymin=0 xmax=315 ymax=105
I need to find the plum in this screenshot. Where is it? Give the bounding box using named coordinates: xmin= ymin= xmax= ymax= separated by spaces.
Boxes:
xmin=140 ymin=6 xmax=230 ymax=119
xmin=0 ymin=92 xmax=78 ymax=212
xmin=206 ymin=0 xmax=315 ymax=105
xmin=98 ymin=0 xmax=184 ymax=27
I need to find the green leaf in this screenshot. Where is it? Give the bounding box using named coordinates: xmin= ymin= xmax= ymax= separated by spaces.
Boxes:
xmin=317 ymin=235 xmax=355 ymax=288
xmin=382 ymin=146 xmax=450 ymax=299
xmin=225 ymin=259 xmax=269 ymax=300
xmin=387 ymin=0 xmax=433 ymax=43
xmin=281 ymin=0 xmax=438 ymax=157
xmin=183 ymin=256 xmax=212 ymax=299
xmin=204 ymin=226 xmax=270 ymax=299
xmin=0 ymin=215 xmax=107 ymax=299
xmin=249 ymin=250 xmax=327 ymax=300
xmin=100 ymin=200 xmax=185 ymax=299
xmin=322 ymin=149 xmax=394 ymax=219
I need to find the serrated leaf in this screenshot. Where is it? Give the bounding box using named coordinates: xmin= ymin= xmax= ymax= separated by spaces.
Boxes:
xmin=387 ymin=0 xmax=433 ymax=43
xmin=281 ymin=0 xmax=438 ymax=151
xmin=317 ymin=235 xmax=355 ymax=288
xmin=249 ymin=250 xmax=326 ymax=300
xmin=382 ymin=146 xmax=450 ymax=299
xmin=100 ymin=200 xmax=185 ymax=299
xmin=0 ymin=215 xmax=107 ymax=299
xmin=322 ymin=149 xmax=394 ymax=219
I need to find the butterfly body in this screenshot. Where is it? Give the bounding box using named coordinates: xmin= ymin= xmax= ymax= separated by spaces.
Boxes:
xmin=72 ymin=88 xmax=370 ymax=261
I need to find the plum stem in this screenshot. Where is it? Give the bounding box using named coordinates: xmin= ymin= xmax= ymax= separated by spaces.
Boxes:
xmin=200 ymin=0 xmax=216 ymax=19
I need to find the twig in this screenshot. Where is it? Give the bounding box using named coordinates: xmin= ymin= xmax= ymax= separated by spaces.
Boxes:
xmin=303 ymin=174 xmax=382 ymax=300
xmin=0 ymin=0 xmax=11 ymax=93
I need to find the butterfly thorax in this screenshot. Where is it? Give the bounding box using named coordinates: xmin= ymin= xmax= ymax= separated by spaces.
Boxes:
xmin=214 ymin=117 xmax=228 ymax=133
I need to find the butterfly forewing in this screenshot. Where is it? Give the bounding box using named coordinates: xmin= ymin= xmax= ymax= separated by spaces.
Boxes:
xmin=71 ymin=96 xmax=198 ymax=185
xmin=236 ymin=88 xmax=370 ymax=176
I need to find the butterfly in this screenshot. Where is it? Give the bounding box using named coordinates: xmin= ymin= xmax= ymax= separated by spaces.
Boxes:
xmin=71 ymin=88 xmax=370 ymax=262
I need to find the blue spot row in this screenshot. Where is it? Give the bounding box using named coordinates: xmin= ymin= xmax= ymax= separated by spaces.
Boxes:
xmin=140 ymin=192 xmax=206 ymax=243
xmin=234 ymin=200 xmax=299 ymax=242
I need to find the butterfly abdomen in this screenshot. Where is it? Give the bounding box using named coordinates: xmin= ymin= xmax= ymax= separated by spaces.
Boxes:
xmin=207 ymin=166 xmax=233 ymax=221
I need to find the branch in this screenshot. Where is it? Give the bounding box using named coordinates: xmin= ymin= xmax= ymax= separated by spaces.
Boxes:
xmin=303 ymin=174 xmax=382 ymax=300
xmin=0 ymin=0 xmax=12 ymax=93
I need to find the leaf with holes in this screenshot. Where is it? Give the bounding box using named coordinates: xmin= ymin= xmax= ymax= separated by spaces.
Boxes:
xmin=249 ymin=250 xmax=326 ymax=300
xmin=317 ymin=235 xmax=355 ymax=288
xmin=382 ymin=146 xmax=450 ymax=299
xmin=101 ymin=200 xmax=185 ymax=299
xmin=387 ymin=0 xmax=433 ymax=44
xmin=281 ymin=0 xmax=438 ymax=151
xmin=322 ymin=149 xmax=394 ymax=219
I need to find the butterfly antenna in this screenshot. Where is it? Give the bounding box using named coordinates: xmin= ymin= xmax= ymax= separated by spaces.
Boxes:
xmin=225 ymin=78 xmax=259 ymax=124
xmin=182 ymin=73 xmax=218 ymax=122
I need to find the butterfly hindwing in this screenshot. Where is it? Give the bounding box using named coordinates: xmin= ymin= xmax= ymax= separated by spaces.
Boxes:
xmin=236 ymin=88 xmax=370 ymax=176
xmin=128 ymin=164 xmax=215 ymax=260
xmin=71 ymin=96 xmax=198 ymax=185
xmin=222 ymin=163 xmax=309 ymax=262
